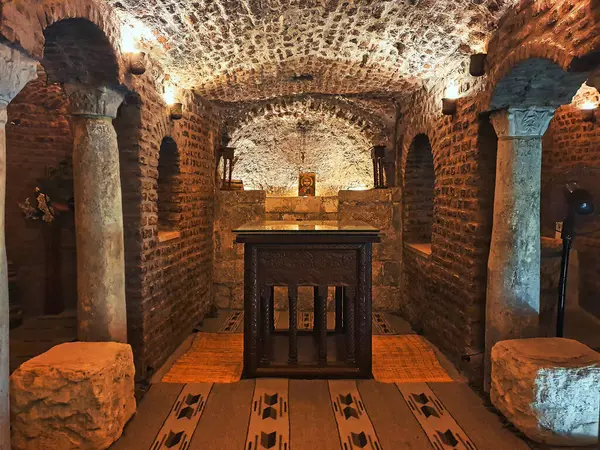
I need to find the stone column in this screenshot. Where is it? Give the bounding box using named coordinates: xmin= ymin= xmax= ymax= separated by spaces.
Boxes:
xmin=65 ymin=85 xmax=127 ymax=344
xmin=0 ymin=43 xmax=37 ymax=450
xmin=484 ymin=107 xmax=555 ymax=391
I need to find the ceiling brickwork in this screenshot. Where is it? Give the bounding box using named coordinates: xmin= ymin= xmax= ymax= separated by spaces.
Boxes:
xmin=109 ymin=0 xmax=517 ymax=102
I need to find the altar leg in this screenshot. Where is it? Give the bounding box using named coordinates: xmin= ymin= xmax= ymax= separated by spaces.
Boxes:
xmin=344 ymin=286 xmax=356 ymax=364
xmin=357 ymin=244 xmax=373 ymax=376
xmin=335 ymin=286 xmax=344 ymax=332
xmin=288 ymin=284 xmax=298 ymax=364
xmin=261 ymin=285 xmax=272 ymax=365
xmin=315 ymin=285 xmax=328 ymax=364
xmin=243 ymin=244 xmax=260 ymax=377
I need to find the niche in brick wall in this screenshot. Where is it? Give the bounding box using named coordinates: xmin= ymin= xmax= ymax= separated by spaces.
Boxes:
xmin=403 ymin=134 xmax=435 ymax=254
xmin=157 ymin=137 xmax=181 ymax=242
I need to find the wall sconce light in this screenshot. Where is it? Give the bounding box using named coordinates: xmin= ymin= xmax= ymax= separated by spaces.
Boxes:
xmin=442 ymin=80 xmax=459 ymax=116
xmin=127 ymin=52 xmax=147 ymax=75
xmin=469 ymin=53 xmax=487 ymax=77
xmin=580 ymin=102 xmax=597 ymax=123
xmin=169 ymin=103 xmax=183 ymax=120
xmin=371 ymin=145 xmax=387 ymax=188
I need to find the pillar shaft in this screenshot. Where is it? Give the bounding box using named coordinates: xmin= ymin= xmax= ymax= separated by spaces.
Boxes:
xmin=484 ymin=107 xmax=555 ymax=390
xmin=0 ymin=43 xmax=37 ymax=450
xmin=66 ymin=85 xmax=127 ymax=343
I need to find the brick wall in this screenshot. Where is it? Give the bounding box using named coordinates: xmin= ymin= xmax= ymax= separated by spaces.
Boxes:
xmin=114 ymin=67 xmax=221 ymax=379
xmin=5 ymin=66 xmax=76 ymax=318
xmin=213 ymin=190 xmax=266 ymax=310
xmin=396 ymin=0 xmax=599 ymax=383
xmin=403 ymin=134 xmax=435 ymax=244
xmin=337 ymin=189 xmax=403 ymax=310
xmin=541 ymin=96 xmax=600 ymax=320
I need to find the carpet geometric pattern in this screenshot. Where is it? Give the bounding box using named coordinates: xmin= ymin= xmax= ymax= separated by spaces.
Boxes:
xmin=161 ymin=333 xmax=243 ymax=384
xmin=372 ymin=335 xmax=452 ymax=383
xmin=396 ymin=382 xmax=478 ymax=449
xmin=328 ymin=380 xmax=382 ymax=450
xmin=149 ymin=383 xmax=212 ymax=450
xmin=245 ymin=379 xmax=290 ymax=450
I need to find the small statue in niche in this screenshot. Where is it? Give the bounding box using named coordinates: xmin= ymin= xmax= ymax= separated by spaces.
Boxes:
xmin=298 ymin=172 xmax=316 ymax=197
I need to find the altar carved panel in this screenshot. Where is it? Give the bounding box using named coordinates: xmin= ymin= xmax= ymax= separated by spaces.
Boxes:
xmin=257 ymin=245 xmax=359 ymax=287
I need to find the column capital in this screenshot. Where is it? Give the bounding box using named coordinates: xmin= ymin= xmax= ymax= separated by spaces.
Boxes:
xmin=490 ymin=107 xmax=555 ymax=139
xmin=65 ymin=84 xmax=126 ymax=119
xmin=0 ymin=43 xmax=37 ymax=108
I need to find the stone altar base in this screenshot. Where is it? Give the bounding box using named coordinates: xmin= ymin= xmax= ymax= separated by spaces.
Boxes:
xmin=491 ymin=338 xmax=600 ymax=446
xmin=10 ymin=342 xmax=136 ymax=450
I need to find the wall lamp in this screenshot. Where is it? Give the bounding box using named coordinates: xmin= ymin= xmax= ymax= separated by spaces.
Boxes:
xmin=442 ymin=81 xmax=459 ymax=116
xmin=127 ymin=52 xmax=147 ymax=75
xmin=580 ymin=102 xmax=597 ymax=123
xmin=469 ymin=53 xmax=487 ymax=77
xmin=169 ymin=103 xmax=183 ymax=120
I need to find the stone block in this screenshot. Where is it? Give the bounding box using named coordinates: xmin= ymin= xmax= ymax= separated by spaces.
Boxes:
xmin=491 ymin=338 xmax=600 ymax=446
xmin=10 ymin=342 xmax=136 ymax=450
xmin=321 ymin=196 xmax=339 ymax=213
xmin=339 ymin=189 xmax=390 ymax=204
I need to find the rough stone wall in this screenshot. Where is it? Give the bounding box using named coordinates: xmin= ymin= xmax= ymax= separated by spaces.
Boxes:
xmin=338 ymin=189 xmax=402 ymax=311
xmin=229 ymin=109 xmax=374 ymax=196
xmin=396 ymin=0 xmax=600 ymax=382
xmin=107 ymin=0 xmax=519 ymax=101
xmin=265 ymin=196 xmax=337 ymax=221
xmin=5 ymin=66 xmax=76 ymax=317
xmin=541 ymin=85 xmax=600 ymax=320
xmin=213 ymin=190 xmax=265 ymax=310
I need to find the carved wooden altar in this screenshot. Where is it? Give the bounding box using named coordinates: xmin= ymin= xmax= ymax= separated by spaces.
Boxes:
xmin=234 ymin=220 xmax=380 ymax=378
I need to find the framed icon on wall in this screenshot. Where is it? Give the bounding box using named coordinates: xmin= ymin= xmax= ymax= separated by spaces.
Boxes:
xmin=298 ymin=172 xmax=316 ymax=197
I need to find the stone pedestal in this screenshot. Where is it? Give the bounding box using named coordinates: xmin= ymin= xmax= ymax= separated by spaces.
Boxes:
xmin=484 ymin=107 xmax=555 ymax=391
xmin=10 ymin=342 xmax=136 ymax=450
xmin=65 ymin=84 xmax=127 ymax=343
xmin=0 ymin=43 xmax=38 ymax=450
xmin=491 ymin=338 xmax=600 ymax=446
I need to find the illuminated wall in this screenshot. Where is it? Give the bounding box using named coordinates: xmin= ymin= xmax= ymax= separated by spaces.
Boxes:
xmin=230 ymin=111 xmax=374 ymax=197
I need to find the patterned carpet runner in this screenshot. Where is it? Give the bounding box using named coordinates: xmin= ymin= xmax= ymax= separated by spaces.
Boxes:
xmin=162 ymin=333 xmax=243 ymax=384
xmin=146 ymin=380 xmax=479 ymax=450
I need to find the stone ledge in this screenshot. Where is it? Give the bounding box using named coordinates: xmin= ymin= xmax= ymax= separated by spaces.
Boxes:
xmin=404 ymin=242 xmax=432 ymax=258
xmin=158 ymin=229 xmax=181 ymax=243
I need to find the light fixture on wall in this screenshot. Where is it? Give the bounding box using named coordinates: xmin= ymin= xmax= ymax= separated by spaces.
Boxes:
xmin=169 ymin=103 xmax=183 ymax=120
xmin=127 ymin=52 xmax=147 ymax=75
xmin=371 ymin=145 xmax=387 ymax=188
xmin=163 ymin=84 xmax=183 ymax=120
xmin=469 ymin=53 xmax=487 ymax=77
xmin=442 ymin=80 xmax=459 ymax=115
xmin=121 ymin=21 xmax=153 ymax=76
xmin=580 ymin=101 xmax=597 ymax=122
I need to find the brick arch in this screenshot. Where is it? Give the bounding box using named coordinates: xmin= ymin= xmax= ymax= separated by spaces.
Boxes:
xmin=228 ymin=96 xmax=389 ymax=146
xmin=157 ymin=136 xmax=181 ymax=231
xmin=402 ymin=133 xmax=435 ymax=245
xmin=0 ymin=0 xmax=125 ymax=79
xmin=42 ymin=18 xmax=120 ymax=87
xmin=482 ymin=42 xmax=597 ymax=111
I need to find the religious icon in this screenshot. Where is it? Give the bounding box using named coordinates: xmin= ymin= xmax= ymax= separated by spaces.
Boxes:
xmin=298 ymin=172 xmax=316 ymax=197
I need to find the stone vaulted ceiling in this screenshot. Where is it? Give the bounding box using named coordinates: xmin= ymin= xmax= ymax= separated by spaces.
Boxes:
xmin=109 ymin=0 xmax=518 ymax=102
